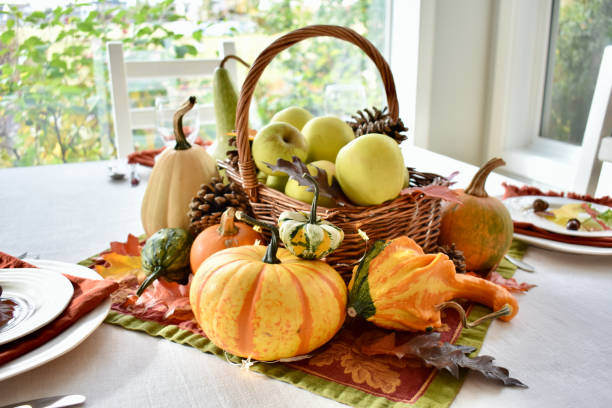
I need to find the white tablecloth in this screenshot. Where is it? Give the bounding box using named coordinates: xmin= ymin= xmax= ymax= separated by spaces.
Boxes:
xmin=1 ymin=147 xmax=611 ymax=407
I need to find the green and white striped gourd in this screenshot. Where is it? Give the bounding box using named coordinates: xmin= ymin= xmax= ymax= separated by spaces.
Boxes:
xmin=278 ymin=174 xmax=344 ymax=260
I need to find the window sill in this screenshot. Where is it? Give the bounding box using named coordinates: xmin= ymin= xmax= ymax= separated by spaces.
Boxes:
xmin=500 ymin=139 xmax=580 ymax=191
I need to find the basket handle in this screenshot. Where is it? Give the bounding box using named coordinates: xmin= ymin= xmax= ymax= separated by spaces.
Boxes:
xmin=235 ymin=24 xmax=399 ymax=201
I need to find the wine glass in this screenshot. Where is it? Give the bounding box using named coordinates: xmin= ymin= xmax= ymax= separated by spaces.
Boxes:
xmin=155 ymin=96 xmax=200 ymax=147
xmin=323 ymin=83 xmax=367 ymax=120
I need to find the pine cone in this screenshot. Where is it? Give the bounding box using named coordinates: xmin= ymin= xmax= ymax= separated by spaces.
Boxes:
xmin=224 ymin=136 xmax=240 ymax=171
xmin=437 ymin=243 xmax=466 ymax=274
xmin=188 ymin=177 xmax=252 ymax=235
xmin=347 ymin=106 xmax=408 ymax=143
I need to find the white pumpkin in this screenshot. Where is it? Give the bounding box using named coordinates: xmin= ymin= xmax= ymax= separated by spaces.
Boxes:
xmin=141 ymin=97 xmax=218 ymax=236
xmin=278 ymin=174 xmax=344 ymax=259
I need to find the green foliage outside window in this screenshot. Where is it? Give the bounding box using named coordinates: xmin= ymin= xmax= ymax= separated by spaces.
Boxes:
xmin=0 ymin=0 xmax=385 ymax=168
xmin=543 ymin=0 xmax=612 ymax=144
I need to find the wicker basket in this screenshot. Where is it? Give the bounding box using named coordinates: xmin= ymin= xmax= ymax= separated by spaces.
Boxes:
xmin=218 ymin=25 xmax=443 ymax=281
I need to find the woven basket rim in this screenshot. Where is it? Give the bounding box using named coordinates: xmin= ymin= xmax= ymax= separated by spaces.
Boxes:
xmin=232 ymin=24 xmax=400 ymax=202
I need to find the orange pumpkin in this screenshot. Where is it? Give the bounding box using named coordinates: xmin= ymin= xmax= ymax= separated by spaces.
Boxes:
xmin=438 ymin=158 xmax=513 ymax=272
xmin=189 ymin=212 xmax=347 ymax=361
xmin=190 ymin=207 xmax=262 ymax=273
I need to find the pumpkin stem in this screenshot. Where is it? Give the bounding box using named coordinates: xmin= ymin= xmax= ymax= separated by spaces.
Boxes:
xmin=464 ymin=157 xmax=506 ymax=198
xmin=219 ymin=55 xmax=251 ymax=69
xmin=235 ymin=211 xmax=281 ymax=264
xmin=435 ymin=301 xmax=511 ymax=328
xmin=136 ymin=266 xmax=164 ymax=296
xmin=302 ymin=173 xmax=320 ymax=224
xmin=173 ymin=96 xmax=196 ymax=151
xmin=218 ymin=207 xmax=239 ymax=236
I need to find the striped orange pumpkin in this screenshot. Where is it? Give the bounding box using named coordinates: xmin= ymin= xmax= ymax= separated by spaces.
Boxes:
xmin=189 ymin=244 xmax=347 ymax=361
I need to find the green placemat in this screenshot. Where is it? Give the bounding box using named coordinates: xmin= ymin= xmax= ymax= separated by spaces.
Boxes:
xmin=82 ymin=239 xmax=528 ymax=407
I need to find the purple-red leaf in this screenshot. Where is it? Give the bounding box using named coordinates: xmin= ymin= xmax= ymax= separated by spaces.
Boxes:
xmin=401 ymin=184 xmax=462 ymax=204
xmin=264 ymin=156 xmax=349 ymax=205
xmin=360 ymin=332 xmax=527 ymax=388
xmin=487 ymin=271 xmax=537 ymax=292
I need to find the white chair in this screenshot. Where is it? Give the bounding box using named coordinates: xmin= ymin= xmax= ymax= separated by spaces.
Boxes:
xmin=106 ymin=40 xmax=237 ymax=158
xmin=574 ymin=45 xmax=612 ymax=195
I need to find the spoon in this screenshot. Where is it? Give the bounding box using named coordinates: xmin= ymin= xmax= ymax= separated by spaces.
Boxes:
xmin=504 ymin=254 xmax=535 ymax=273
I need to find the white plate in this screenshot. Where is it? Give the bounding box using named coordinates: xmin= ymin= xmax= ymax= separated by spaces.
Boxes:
xmin=0 ymin=269 xmax=74 ymax=346
xmin=514 ymin=233 xmax=612 ymax=256
xmin=504 ymin=195 xmax=612 ymax=237
xmin=0 ymin=260 xmax=111 ymax=382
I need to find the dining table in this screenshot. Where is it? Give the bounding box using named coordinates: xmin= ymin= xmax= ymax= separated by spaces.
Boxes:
xmin=1 ymin=145 xmax=611 ymax=408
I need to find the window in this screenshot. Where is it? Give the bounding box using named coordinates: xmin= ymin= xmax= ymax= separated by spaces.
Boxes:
xmin=485 ymin=0 xmax=612 ymax=195
xmin=0 ymin=0 xmax=389 ymax=168
xmin=541 ymin=0 xmax=612 ymax=145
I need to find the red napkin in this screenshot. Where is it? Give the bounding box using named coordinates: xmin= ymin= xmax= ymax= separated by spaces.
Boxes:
xmin=127 ymin=138 xmax=213 ymax=167
xmin=502 ymin=183 xmax=612 ymax=248
xmin=0 ymin=252 xmax=118 ymax=365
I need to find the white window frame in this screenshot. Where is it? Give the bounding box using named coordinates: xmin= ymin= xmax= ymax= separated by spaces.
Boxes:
xmin=388 ymin=0 xmax=434 ymax=149
xmin=484 ymin=0 xmax=599 ymax=192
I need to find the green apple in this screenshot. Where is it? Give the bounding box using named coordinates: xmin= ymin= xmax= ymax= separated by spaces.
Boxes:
xmin=335 ymin=134 xmax=405 ymax=206
xmin=301 ymin=115 xmax=355 ymax=163
xmin=403 ymin=167 xmax=411 ymax=188
xmin=270 ymin=106 xmax=314 ymax=131
xmin=257 ymin=170 xmax=267 ymax=184
xmin=266 ymin=174 xmax=288 ymax=191
xmin=284 ymin=160 xmax=336 ymax=208
xmin=252 ymin=122 xmax=308 ymax=176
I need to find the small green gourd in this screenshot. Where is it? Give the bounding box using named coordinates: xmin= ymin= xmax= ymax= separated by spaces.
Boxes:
xmin=137 ymin=228 xmax=193 ymax=296
xmin=211 ymin=55 xmax=250 ymax=161
xmin=278 ymin=174 xmax=344 ymax=260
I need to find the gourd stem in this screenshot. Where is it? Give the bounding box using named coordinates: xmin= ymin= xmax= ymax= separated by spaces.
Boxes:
xmin=464 ymin=157 xmax=506 ymax=198
xmin=235 ymin=211 xmax=281 ymax=264
xmin=219 ymin=55 xmax=251 ymax=69
xmin=173 ymin=96 xmax=196 ymax=151
xmin=136 ymin=267 xmax=164 ymax=296
xmin=435 ymin=301 xmax=511 ymax=329
xmin=302 ymin=173 xmax=319 ymax=224
xmin=218 ymin=207 xmax=239 ymax=236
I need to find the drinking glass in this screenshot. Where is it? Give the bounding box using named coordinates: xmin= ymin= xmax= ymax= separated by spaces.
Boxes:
xmin=323 ymin=83 xmax=367 ymax=120
xmin=155 ymin=96 xmax=200 ymax=147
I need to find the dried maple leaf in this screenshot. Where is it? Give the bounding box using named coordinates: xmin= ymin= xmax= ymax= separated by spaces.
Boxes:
xmin=359 ymin=332 xmax=398 ymax=356
xmin=359 ymin=332 xmax=527 ymax=388
xmin=94 ymin=252 xmax=145 ymax=282
xmin=109 ymin=234 xmax=142 ymax=256
xmin=264 ymin=156 xmax=349 ymax=205
xmin=400 ymin=184 xmax=462 ymax=204
xmin=487 ymin=271 xmax=536 ymax=292
xmin=135 ymin=277 xmax=193 ymax=321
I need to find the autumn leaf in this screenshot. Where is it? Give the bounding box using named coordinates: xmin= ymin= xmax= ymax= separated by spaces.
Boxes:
xmin=264 ymin=156 xmax=349 ymax=204
xmin=135 ymin=277 xmax=193 ymax=321
xmin=487 ymin=271 xmax=536 ymax=292
xmin=400 ymin=184 xmax=462 ymax=204
xmin=109 ymin=233 xmax=142 ymax=256
xmin=359 ymin=332 xmax=397 ymax=356
xmin=359 ymin=332 xmax=527 ymax=388
xmin=227 ymin=129 xmax=257 ymax=140
xmin=94 ymin=252 xmax=145 ymax=282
